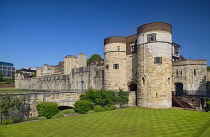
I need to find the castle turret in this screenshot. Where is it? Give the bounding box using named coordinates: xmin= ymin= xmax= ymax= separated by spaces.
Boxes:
xmin=104 ymin=36 xmax=127 ymax=91
xmin=78 ymin=53 xmax=87 ymax=67
xmin=137 ymin=22 xmax=172 ymax=108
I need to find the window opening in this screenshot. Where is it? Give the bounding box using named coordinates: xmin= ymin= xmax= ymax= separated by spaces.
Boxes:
xmin=154 ymin=57 xmax=162 ymax=64
xmin=147 ymin=33 xmax=156 ymax=42
xmin=113 ymin=64 xmax=119 ymax=69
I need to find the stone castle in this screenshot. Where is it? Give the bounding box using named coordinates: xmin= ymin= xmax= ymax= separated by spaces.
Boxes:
xmin=15 ymin=22 xmax=207 ymax=109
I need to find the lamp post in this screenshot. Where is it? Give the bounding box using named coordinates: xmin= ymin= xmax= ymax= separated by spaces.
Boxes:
xmin=81 ymin=80 xmax=84 ymax=92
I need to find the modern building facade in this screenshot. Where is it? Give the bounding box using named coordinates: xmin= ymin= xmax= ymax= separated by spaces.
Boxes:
xmin=0 ymin=61 xmax=15 ymax=78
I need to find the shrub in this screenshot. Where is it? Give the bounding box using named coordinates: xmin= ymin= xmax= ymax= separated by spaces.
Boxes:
xmin=73 ymin=100 xmax=92 ymax=114
xmin=87 ymin=110 xmax=95 ymax=114
xmin=38 ymin=116 xmax=47 ymax=121
xmin=0 ymin=93 xmax=29 ymax=123
xmin=36 ymin=102 xmax=59 ymax=119
xmin=103 ymin=106 xmax=110 ymax=111
xmin=80 ymin=89 xmax=116 ymax=107
xmin=117 ymin=90 xmax=129 ymax=108
xmin=205 ymin=101 xmax=210 ymax=112
xmin=1 ymin=119 xmax=14 ymax=125
xmin=52 ymin=113 xmax=64 ymax=119
xmin=96 ymin=90 xmax=116 ymax=107
xmin=109 ymin=105 xmax=117 ymax=110
xmin=61 ymin=109 xmax=75 ymax=114
xmin=93 ymin=105 xmax=103 ymax=112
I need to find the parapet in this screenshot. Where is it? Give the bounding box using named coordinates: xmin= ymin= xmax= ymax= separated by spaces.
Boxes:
xmin=104 ymin=36 xmax=126 ymax=45
xmin=65 ymin=55 xmax=77 ymax=58
xmin=137 ymin=22 xmax=172 ymax=34
xmin=173 ymin=59 xmax=207 ymax=66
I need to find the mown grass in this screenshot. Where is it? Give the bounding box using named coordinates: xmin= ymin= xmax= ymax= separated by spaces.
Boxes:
xmin=0 ymin=88 xmax=33 ymax=93
xmin=0 ymin=107 xmax=210 ymax=137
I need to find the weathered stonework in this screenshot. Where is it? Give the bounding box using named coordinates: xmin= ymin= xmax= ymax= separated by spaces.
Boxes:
xmin=16 ymin=22 xmax=208 ymax=110
xmin=16 ymin=66 xmax=103 ymax=92
xmin=104 ymin=37 xmax=127 ymax=91
xmin=172 ymin=59 xmax=207 ymax=92
xmin=137 ymin=23 xmax=172 ymax=109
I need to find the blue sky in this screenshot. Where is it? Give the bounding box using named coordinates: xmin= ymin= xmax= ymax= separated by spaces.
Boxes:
xmin=0 ymin=0 xmax=210 ymax=69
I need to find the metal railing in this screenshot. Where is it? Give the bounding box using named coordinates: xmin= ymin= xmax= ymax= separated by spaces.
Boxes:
xmin=174 ymin=90 xmax=210 ymax=97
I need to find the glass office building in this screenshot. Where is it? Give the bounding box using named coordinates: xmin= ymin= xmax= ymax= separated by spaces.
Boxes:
xmin=0 ymin=61 xmax=16 ymax=78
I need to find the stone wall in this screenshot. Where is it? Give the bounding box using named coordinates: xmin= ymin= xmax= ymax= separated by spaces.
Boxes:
xmin=13 ymin=90 xmax=136 ymax=117
xmin=104 ymin=36 xmax=127 ymax=91
xmin=137 ymin=22 xmax=172 ymax=109
xmin=207 ymin=70 xmax=210 ymax=81
xmin=172 ymin=59 xmax=207 ymax=91
xmin=16 ymin=66 xmax=103 ymax=92
xmin=36 ymin=67 xmax=44 ymax=77
xmin=78 ymin=53 xmax=87 ymax=68
xmin=126 ymin=53 xmax=138 ymax=88
xmin=14 ymin=92 xmax=81 ymax=117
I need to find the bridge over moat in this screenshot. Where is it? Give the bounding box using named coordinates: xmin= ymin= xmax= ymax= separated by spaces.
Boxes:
xmin=14 ymin=91 xmax=82 ymax=117
xmin=13 ymin=90 xmax=136 ymax=117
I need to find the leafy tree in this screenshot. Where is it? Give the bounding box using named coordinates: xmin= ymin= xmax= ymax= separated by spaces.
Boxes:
xmin=0 ymin=71 xmax=3 ymax=82
xmin=207 ymin=66 xmax=210 ymax=71
xmin=87 ymin=54 xmax=102 ymax=65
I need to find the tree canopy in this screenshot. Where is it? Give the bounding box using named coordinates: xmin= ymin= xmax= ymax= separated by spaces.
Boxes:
xmin=87 ymin=54 xmax=102 ymax=65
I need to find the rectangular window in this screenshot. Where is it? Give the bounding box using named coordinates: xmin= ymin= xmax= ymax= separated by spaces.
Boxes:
xmin=154 ymin=57 xmax=162 ymax=64
xmin=113 ymin=64 xmax=119 ymax=69
xmin=194 ymin=69 xmax=196 ymax=75
xmin=117 ymin=46 xmax=120 ymax=51
xmin=130 ymin=43 xmax=135 ymax=52
xmin=147 ymin=33 xmax=156 ymax=42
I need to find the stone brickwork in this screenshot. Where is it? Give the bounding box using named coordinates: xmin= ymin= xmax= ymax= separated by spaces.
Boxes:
xmin=104 ymin=36 xmax=127 ymax=91
xmin=16 ymin=22 xmax=208 ymax=110
xmin=137 ymin=22 xmax=172 ymax=34
xmin=44 ymin=64 xmax=55 ymax=76
xmin=137 ymin=24 xmax=172 ymax=108
xmin=126 ymin=53 xmax=138 ymax=88
xmin=207 ymin=70 xmax=210 ymax=81
xmin=16 ymin=66 xmax=103 ymax=92
xmin=78 ymin=53 xmax=87 ymax=68
xmin=126 ymin=35 xmax=137 ymax=55
xmin=15 ymin=92 xmax=81 ymax=117
xmin=172 ymin=59 xmax=207 ymax=91
xmin=64 ymin=55 xmax=78 ymax=75
xmin=36 ymin=67 xmax=44 ymax=77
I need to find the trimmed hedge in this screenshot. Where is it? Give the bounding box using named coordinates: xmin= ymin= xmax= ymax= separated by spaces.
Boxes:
xmin=60 ymin=109 xmax=75 ymax=114
xmin=93 ymin=105 xmax=103 ymax=112
xmin=109 ymin=105 xmax=117 ymax=110
xmin=52 ymin=113 xmax=64 ymax=119
xmin=36 ymin=102 xmax=59 ymax=119
xmin=74 ymin=100 xmax=92 ymax=114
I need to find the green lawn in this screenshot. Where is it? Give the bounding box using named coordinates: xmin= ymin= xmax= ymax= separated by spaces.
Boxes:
xmin=0 ymin=107 xmax=210 ymax=137
xmin=0 ymin=88 xmax=33 ymax=93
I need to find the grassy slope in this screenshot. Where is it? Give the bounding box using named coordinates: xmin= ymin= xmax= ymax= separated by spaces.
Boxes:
xmin=0 ymin=88 xmax=33 ymax=93
xmin=0 ymin=107 xmax=210 ymax=137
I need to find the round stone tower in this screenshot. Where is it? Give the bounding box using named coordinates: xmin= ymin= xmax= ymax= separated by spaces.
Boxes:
xmin=104 ymin=36 xmax=127 ymax=91
xmin=137 ymin=22 xmax=172 ymax=108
